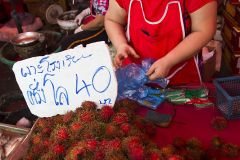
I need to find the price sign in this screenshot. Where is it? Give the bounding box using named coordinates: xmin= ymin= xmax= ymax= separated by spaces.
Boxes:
xmin=12 ymin=42 xmax=117 ymax=117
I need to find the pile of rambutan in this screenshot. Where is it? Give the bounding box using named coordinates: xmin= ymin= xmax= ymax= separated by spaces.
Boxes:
xmin=22 ymin=99 xmax=240 ymax=160
xmin=23 ymin=99 xmax=162 ymax=160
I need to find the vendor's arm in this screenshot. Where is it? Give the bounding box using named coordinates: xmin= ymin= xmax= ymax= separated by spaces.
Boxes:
xmin=105 ymin=0 xmax=139 ymax=67
xmin=147 ymin=1 xmax=217 ymax=80
xmin=81 ymin=14 xmax=105 ymax=31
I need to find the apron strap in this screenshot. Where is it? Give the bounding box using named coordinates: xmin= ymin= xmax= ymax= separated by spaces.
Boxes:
xmin=182 ymin=0 xmax=190 ymax=36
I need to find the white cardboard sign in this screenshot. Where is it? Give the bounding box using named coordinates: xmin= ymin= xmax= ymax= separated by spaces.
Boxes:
xmin=12 ymin=42 xmax=117 ymax=117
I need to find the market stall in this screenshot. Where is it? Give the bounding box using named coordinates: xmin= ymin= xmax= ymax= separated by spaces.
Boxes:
xmin=0 ymin=0 xmax=240 ymax=160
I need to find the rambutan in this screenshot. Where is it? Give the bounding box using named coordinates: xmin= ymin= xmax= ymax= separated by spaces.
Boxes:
xmin=132 ymin=116 xmax=145 ymax=130
xmin=30 ymin=143 xmax=46 ymax=155
xmin=186 ymin=137 xmax=202 ymax=149
xmin=63 ymin=111 xmax=74 ymax=124
xmin=24 ymin=100 xmax=167 ymax=160
xmin=99 ymin=105 xmax=114 ymax=122
xmin=81 ymin=101 xmax=97 ymax=111
xmin=120 ymin=123 xmax=131 ymax=135
xmin=42 ymin=127 xmax=51 ymax=136
xmin=211 ymin=136 xmax=223 ymax=149
xmin=128 ymin=127 xmax=144 ymax=137
xmin=93 ymin=150 xmax=105 ymax=160
xmin=109 ymin=139 xmax=122 ymax=152
xmin=105 ymin=123 xmax=119 ymax=137
xmin=211 ymin=116 xmax=228 ymax=131
xmin=81 ymin=132 xmax=94 ymax=139
xmin=114 ymin=98 xmax=138 ymax=112
xmin=112 ymin=113 xmax=129 ymax=125
xmin=78 ymin=111 xmax=94 ymax=122
xmin=43 ymin=139 xmax=50 ymax=147
xmin=221 ymin=143 xmax=239 ymax=158
xmin=65 ymin=146 xmax=85 ymax=160
xmin=160 ymin=145 xmax=175 ymax=158
xmin=85 ymin=139 xmax=98 ymax=152
xmin=84 ymin=121 xmax=106 ymax=138
xmin=149 ymin=152 xmax=162 ymax=160
xmin=52 ymin=143 xmax=65 ymax=155
xmin=118 ymin=107 xmax=134 ymax=120
xmin=35 ymin=118 xmax=48 ymax=129
xmin=100 ymin=139 xmax=122 ymax=153
xmin=70 ymin=121 xmax=82 ymax=132
xmin=122 ymin=136 xmax=142 ymax=152
xmin=146 ymin=148 xmax=162 ymax=160
xmin=128 ymin=144 xmax=144 ymax=160
xmin=31 ymin=133 xmax=42 ymax=145
xmin=50 ymin=125 xmax=69 ymax=142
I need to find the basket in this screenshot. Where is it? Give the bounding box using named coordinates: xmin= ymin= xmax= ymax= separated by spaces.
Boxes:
xmin=213 ymin=76 xmax=240 ymax=119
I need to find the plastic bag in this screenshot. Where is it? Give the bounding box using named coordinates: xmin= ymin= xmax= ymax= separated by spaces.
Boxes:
xmin=116 ymin=59 xmax=168 ymax=109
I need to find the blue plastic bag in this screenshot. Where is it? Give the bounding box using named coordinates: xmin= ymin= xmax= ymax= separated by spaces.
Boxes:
xmin=116 ymin=59 xmax=168 ymax=109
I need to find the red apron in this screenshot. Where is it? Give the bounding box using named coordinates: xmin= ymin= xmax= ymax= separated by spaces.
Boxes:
xmin=124 ymin=0 xmax=202 ymax=85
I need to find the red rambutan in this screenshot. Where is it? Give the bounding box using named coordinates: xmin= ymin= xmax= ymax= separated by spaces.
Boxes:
xmin=109 ymin=139 xmax=122 ymax=152
xmin=132 ymin=116 xmax=145 ymax=130
xmin=128 ymin=144 xmax=144 ymax=160
xmin=31 ymin=133 xmax=42 ymax=145
xmin=30 ymin=144 xmax=45 ymax=155
xmin=211 ymin=136 xmax=223 ymax=149
xmin=211 ymin=116 xmax=228 ymax=131
xmin=160 ymin=145 xmax=175 ymax=158
xmin=53 ymin=144 xmax=65 ymax=155
xmin=42 ymin=127 xmax=51 ymax=136
xmin=43 ymin=139 xmax=50 ymax=147
xmin=78 ymin=111 xmax=94 ymax=122
xmin=85 ymin=139 xmax=98 ymax=152
xmin=81 ymin=101 xmax=97 ymax=111
xmin=221 ymin=143 xmax=239 ymax=158
xmin=149 ymin=152 xmax=162 ymax=160
xmin=105 ymin=124 xmax=118 ymax=137
xmin=100 ymin=105 xmax=114 ymax=122
xmin=146 ymin=148 xmax=162 ymax=160
xmin=186 ymin=137 xmax=202 ymax=149
xmin=63 ymin=111 xmax=74 ymax=124
xmin=50 ymin=125 xmax=69 ymax=142
xmin=35 ymin=118 xmax=48 ymax=129
xmin=65 ymin=146 xmax=85 ymax=160
xmin=122 ymin=136 xmax=142 ymax=152
xmin=114 ymin=98 xmax=138 ymax=112
xmin=120 ymin=123 xmax=131 ymax=134
xmin=93 ymin=150 xmax=105 ymax=160
xmin=70 ymin=121 xmax=82 ymax=132
xmin=112 ymin=113 xmax=129 ymax=125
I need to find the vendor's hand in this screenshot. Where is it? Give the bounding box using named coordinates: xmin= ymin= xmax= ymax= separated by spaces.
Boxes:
xmin=74 ymin=8 xmax=91 ymax=25
xmin=146 ymin=58 xmax=172 ymax=81
xmin=114 ymin=43 xmax=139 ymax=68
xmin=74 ymin=25 xmax=84 ymax=33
